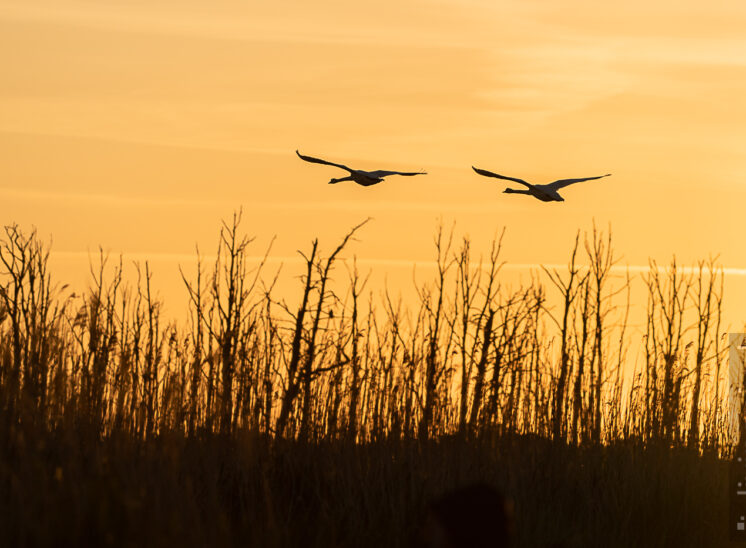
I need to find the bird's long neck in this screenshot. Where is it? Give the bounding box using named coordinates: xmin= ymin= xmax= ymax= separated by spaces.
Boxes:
xmin=329 ymin=176 xmax=353 ymax=184
xmin=504 ymin=188 xmax=530 ymax=195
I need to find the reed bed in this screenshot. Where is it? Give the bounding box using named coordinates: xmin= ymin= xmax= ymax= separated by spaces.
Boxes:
xmin=0 ymin=215 xmax=736 ymax=546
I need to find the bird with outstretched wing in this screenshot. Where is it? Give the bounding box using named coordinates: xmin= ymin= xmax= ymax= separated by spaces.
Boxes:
xmin=472 ymin=166 xmax=611 ymax=202
xmin=297 ymin=150 xmax=426 ymax=186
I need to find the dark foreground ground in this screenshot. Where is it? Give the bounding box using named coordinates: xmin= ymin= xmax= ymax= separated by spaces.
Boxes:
xmin=0 ymin=426 xmax=729 ymax=547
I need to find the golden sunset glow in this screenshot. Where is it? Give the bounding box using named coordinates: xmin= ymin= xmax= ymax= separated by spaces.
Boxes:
xmin=3 ymin=5 xmax=746 ymax=545
xmin=2 ymin=0 xmax=745 ymax=323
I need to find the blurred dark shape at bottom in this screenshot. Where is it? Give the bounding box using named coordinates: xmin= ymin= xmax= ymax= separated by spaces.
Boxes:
xmin=415 ymin=483 xmax=513 ymax=548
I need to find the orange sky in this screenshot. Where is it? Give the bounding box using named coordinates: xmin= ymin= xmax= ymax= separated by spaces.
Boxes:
xmin=1 ymin=0 xmax=745 ymax=325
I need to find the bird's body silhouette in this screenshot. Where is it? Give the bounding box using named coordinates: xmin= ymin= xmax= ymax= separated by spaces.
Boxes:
xmin=472 ymin=166 xmax=611 ymax=202
xmin=296 ymin=150 xmax=426 ymax=186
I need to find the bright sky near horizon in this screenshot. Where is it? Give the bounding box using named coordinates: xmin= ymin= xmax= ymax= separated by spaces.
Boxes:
xmin=1 ymin=0 xmax=745 ymax=325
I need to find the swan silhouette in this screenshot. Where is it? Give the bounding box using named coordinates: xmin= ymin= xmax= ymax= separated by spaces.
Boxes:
xmin=296 ymin=150 xmax=426 ymax=186
xmin=472 ymin=166 xmax=611 ymax=202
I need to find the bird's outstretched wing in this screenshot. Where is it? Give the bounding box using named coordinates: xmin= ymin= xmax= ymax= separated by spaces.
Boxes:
xmin=296 ymin=150 xmax=353 ymax=172
xmin=365 ymin=170 xmax=427 ymax=178
xmin=545 ymin=174 xmax=611 ymax=191
xmin=471 ymin=167 xmax=533 ymax=188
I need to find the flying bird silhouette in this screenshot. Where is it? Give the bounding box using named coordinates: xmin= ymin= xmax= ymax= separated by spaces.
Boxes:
xmin=296 ymin=150 xmax=426 ymax=186
xmin=472 ymin=167 xmax=611 ymax=202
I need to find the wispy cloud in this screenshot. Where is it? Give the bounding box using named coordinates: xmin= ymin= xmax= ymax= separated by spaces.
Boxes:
xmin=49 ymin=251 xmax=746 ymax=277
xmin=0 ymin=0 xmax=497 ymax=48
xmin=0 ymin=186 xmax=227 ymax=208
xmin=1 ymin=186 xmax=517 ymax=214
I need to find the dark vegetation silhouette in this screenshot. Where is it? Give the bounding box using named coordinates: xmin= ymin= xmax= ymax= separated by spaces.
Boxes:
xmin=0 ymin=215 xmax=734 ymax=546
xmin=414 ymin=483 xmax=512 ymax=548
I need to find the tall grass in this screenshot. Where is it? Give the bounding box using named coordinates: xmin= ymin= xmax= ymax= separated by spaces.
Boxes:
xmin=0 ymin=216 xmax=736 ymax=546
